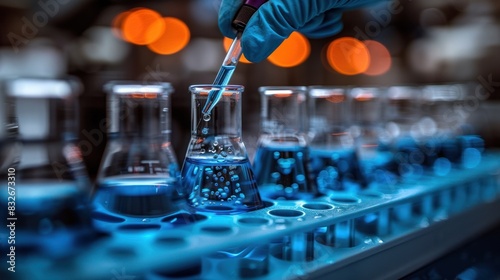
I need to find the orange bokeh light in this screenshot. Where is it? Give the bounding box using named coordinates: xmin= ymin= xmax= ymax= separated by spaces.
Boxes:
xmin=267 ymin=32 xmax=310 ymax=68
xmin=111 ymin=10 xmax=130 ymax=39
xmin=363 ymin=40 xmax=392 ymax=76
xmin=121 ymin=8 xmax=165 ymax=45
xmin=326 ymin=37 xmax=370 ymax=75
xmin=223 ymin=37 xmax=250 ymax=64
xmin=148 ymin=17 xmax=190 ymax=55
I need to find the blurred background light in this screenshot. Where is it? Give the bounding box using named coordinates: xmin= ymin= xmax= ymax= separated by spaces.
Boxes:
xmin=363 ymin=40 xmax=392 ymax=76
xmin=111 ymin=10 xmax=130 ymax=39
xmin=181 ymin=38 xmax=223 ymax=72
xmin=147 ymin=17 xmax=190 ymax=55
xmin=121 ymin=8 xmax=165 ymax=45
xmin=326 ymin=37 xmax=370 ymax=75
xmin=267 ymin=31 xmax=310 ymax=68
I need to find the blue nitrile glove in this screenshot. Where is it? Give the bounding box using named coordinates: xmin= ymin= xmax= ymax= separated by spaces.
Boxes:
xmin=219 ymin=0 xmax=384 ymax=62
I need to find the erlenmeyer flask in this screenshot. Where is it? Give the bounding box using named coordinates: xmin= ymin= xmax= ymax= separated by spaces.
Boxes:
xmin=0 ymin=77 xmax=95 ymax=257
xmin=385 ymin=85 xmax=425 ymax=181
xmin=350 ymin=87 xmax=398 ymax=191
xmin=181 ymin=84 xmax=264 ymax=214
xmin=307 ymin=86 xmax=363 ymax=194
xmin=253 ymin=86 xmax=316 ymax=200
xmin=93 ymin=81 xmax=181 ymax=224
xmin=419 ymin=84 xmax=484 ymax=174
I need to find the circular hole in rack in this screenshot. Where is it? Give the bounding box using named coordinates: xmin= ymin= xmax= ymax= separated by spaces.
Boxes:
xmin=117 ymin=224 xmax=161 ymax=231
xmin=238 ymin=217 xmax=271 ymax=226
xmin=200 ymin=226 xmax=234 ymax=234
xmin=107 ymin=246 xmax=136 ymax=258
xmin=330 ymin=194 xmax=361 ymax=204
xmin=268 ymin=209 xmax=305 ymax=217
xmin=161 ymin=213 xmax=207 ymax=225
xmin=302 ymin=203 xmax=334 ymax=210
xmin=91 ymin=211 xmax=126 ymax=223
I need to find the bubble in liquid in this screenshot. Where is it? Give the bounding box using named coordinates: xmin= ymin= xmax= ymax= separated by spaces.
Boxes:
xmin=203 ymin=114 xmax=211 ymax=121
xmin=202 ymin=128 xmax=209 ymax=135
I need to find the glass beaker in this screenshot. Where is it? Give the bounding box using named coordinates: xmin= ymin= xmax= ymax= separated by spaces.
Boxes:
xmin=0 ymin=77 xmax=95 ymax=257
xmin=93 ymin=82 xmax=181 ymax=223
xmin=350 ymin=87 xmax=398 ymax=192
xmin=181 ymin=84 xmax=264 ymax=214
xmin=307 ymin=86 xmax=363 ymax=194
xmin=253 ymin=86 xmax=315 ymax=200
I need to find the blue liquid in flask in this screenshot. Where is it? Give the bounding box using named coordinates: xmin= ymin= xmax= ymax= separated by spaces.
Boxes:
xmin=0 ymin=181 xmax=95 ymax=256
xmin=309 ymin=148 xmax=364 ymax=194
xmin=253 ymin=139 xmax=314 ymax=200
xmin=182 ymin=156 xmax=263 ymax=214
xmin=93 ymin=176 xmax=179 ymax=219
xmin=358 ymin=148 xmax=399 ymax=191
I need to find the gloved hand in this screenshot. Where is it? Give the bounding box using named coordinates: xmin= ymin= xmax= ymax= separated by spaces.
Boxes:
xmin=219 ymin=0 xmax=384 ymax=62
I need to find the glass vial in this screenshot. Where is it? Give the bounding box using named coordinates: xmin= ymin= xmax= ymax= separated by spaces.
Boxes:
xmin=181 ymin=84 xmax=264 ymax=214
xmin=253 ymin=86 xmax=315 ymax=200
xmin=307 ymin=86 xmax=363 ymax=194
xmin=94 ymin=82 xmax=181 ymax=223
xmin=0 ymin=77 xmax=95 ymax=257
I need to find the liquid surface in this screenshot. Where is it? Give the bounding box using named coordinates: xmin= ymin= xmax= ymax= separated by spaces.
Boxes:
xmin=93 ymin=176 xmax=180 ymax=218
xmin=181 ymin=157 xmax=263 ymax=214
xmin=252 ymin=143 xmax=314 ymax=200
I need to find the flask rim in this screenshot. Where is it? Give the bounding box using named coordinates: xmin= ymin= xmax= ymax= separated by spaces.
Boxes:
xmin=104 ymin=81 xmax=174 ymax=95
xmin=2 ymin=76 xmax=82 ymax=98
xmin=258 ymin=86 xmax=307 ymax=96
xmin=189 ymin=84 xmax=244 ymax=94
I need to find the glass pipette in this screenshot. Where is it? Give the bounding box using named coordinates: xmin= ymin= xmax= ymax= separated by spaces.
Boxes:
xmin=201 ymin=33 xmax=243 ymax=115
xmin=201 ymin=0 xmax=268 ymax=115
